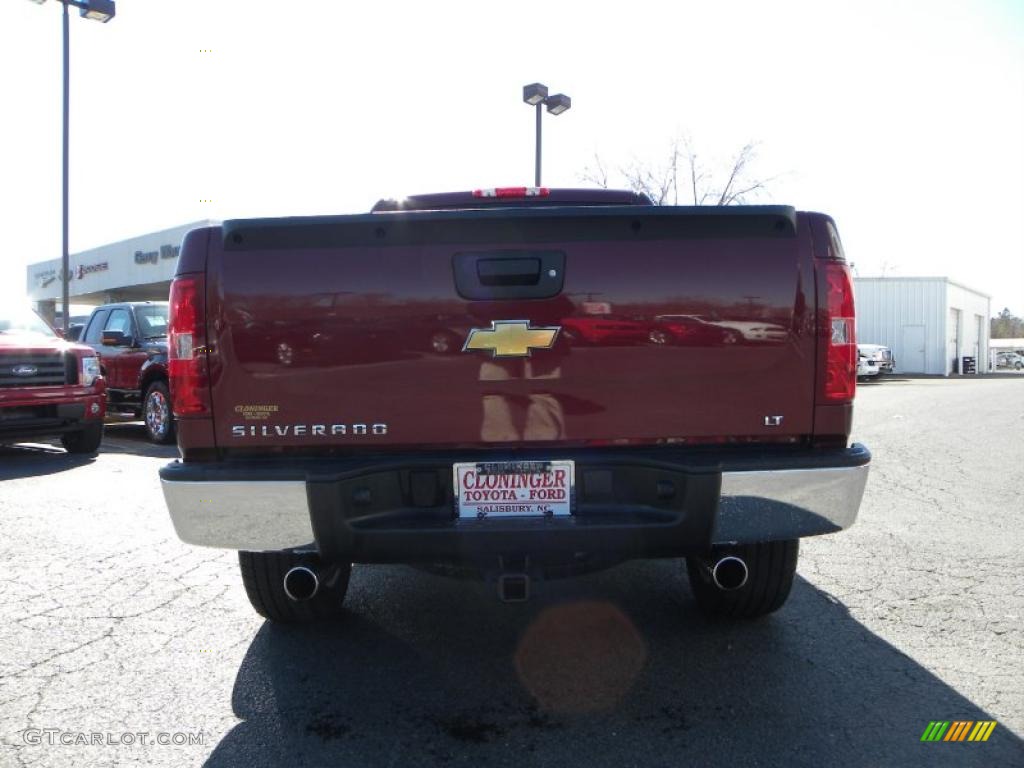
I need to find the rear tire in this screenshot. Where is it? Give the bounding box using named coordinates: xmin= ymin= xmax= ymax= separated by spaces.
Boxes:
xmin=239 ymin=551 xmax=351 ymax=623
xmin=143 ymin=381 xmax=175 ymax=444
xmin=686 ymin=539 xmax=799 ymax=618
xmin=60 ymin=422 xmax=104 ymax=455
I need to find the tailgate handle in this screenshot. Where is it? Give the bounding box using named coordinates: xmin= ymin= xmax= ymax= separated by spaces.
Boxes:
xmin=453 ymin=250 xmax=566 ymax=300
xmin=477 ymin=258 xmax=540 ymax=286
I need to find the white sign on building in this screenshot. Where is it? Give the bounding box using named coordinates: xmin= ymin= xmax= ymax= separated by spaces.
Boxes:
xmin=26 ymin=221 xmax=215 ymax=308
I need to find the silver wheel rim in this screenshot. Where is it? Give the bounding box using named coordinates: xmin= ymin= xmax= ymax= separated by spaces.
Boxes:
xmin=146 ymin=390 xmax=169 ymax=439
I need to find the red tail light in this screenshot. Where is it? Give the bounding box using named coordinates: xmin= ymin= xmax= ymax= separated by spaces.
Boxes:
xmin=820 ymin=261 xmax=856 ymax=402
xmin=168 ymin=274 xmax=210 ymax=416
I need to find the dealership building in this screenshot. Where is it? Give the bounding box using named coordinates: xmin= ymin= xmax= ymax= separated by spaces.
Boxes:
xmin=26 ymin=221 xmax=214 ymax=324
xmin=854 ymin=277 xmax=992 ymax=375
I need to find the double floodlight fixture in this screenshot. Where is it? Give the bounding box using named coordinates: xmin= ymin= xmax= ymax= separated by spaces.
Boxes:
xmin=522 ymin=82 xmax=572 ymax=187
xmin=522 ymin=82 xmax=572 ymax=115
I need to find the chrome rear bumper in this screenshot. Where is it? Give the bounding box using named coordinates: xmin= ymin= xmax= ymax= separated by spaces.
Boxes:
xmin=161 ymin=447 xmax=870 ymax=553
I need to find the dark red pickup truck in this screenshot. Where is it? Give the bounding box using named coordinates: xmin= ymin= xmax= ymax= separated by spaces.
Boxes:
xmin=1 ymin=306 xmax=106 ymax=453
xmin=159 ymin=188 xmax=870 ymax=623
xmin=79 ymin=302 xmax=173 ymax=444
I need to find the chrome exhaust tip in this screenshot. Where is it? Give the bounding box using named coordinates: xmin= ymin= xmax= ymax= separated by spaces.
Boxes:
xmin=711 ymin=556 xmax=749 ymax=591
xmin=283 ymin=565 xmax=319 ymax=602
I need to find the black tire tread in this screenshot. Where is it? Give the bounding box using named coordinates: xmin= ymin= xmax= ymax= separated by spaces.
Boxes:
xmin=239 ymin=551 xmax=350 ymax=623
xmin=686 ymin=539 xmax=799 ymax=619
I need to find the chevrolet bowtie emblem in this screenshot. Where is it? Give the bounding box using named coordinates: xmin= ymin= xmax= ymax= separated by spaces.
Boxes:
xmin=463 ymin=320 xmax=560 ymax=358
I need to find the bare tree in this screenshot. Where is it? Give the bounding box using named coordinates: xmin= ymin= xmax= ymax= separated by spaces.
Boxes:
xmin=711 ymin=142 xmax=771 ymax=205
xmin=580 ymin=153 xmax=610 ymax=190
xmin=581 ymin=136 xmax=775 ymax=205
xmin=877 ymin=259 xmax=900 ymax=277
xmin=621 ymin=139 xmax=681 ymax=205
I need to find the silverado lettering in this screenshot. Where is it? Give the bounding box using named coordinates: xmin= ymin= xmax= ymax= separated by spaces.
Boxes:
xmin=230 ymin=423 xmax=388 ymax=437
xmin=158 ymin=187 xmax=871 ymax=623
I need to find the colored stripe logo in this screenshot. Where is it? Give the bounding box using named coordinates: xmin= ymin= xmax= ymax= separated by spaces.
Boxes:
xmin=921 ymin=721 xmax=997 ymax=742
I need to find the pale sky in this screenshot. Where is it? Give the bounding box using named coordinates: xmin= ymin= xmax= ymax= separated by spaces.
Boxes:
xmin=2 ymin=0 xmax=1022 ymax=313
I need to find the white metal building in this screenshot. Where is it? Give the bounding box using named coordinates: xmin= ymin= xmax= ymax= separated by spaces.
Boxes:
xmin=854 ymin=277 xmax=991 ymax=375
xmin=26 ymin=221 xmax=215 ymax=323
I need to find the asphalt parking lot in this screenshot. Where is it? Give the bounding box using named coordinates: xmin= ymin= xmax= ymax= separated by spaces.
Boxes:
xmin=1 ymin=379 xmax=1022 ymax=767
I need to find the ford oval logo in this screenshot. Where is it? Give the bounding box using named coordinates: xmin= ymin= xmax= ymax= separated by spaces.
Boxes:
xmin=12 ymin=364 xmax=38 ymax=377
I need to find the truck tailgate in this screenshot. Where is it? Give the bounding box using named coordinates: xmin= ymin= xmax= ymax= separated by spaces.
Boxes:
xmin=205 ymin=206 xmax=816 ymax=452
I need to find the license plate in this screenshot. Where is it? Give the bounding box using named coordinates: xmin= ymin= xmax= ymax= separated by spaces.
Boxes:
xmin=454 ymin=460 xmax=574 ymax=519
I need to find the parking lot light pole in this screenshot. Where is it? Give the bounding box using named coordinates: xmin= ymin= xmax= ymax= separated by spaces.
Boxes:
xmin=26 ymin=0 xmax=115 ymax=333
xmin=522 ymin=83 xmax=571 ymax=187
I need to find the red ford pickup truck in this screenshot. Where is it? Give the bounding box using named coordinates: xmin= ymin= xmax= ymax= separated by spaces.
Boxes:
xmin=159 ymin=188 xmax=870 ymax=622
xmin=1 ymin=306 xmax=106 ymax=453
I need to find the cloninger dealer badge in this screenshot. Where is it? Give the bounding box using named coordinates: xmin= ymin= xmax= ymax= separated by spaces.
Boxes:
xmin=462 ymin=320 xmax=560 ymax=358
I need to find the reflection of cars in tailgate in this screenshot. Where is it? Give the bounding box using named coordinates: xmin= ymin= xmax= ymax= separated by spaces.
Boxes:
xmin=1 ymin=307 xmax=106 ymax=453
xmin=560 ymin=316 xmax=650 ymax=345
xmin=649 ymin=315 xmax=740 ymax=346
xmin=159 ymin=187 xmax=870 ymax=624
